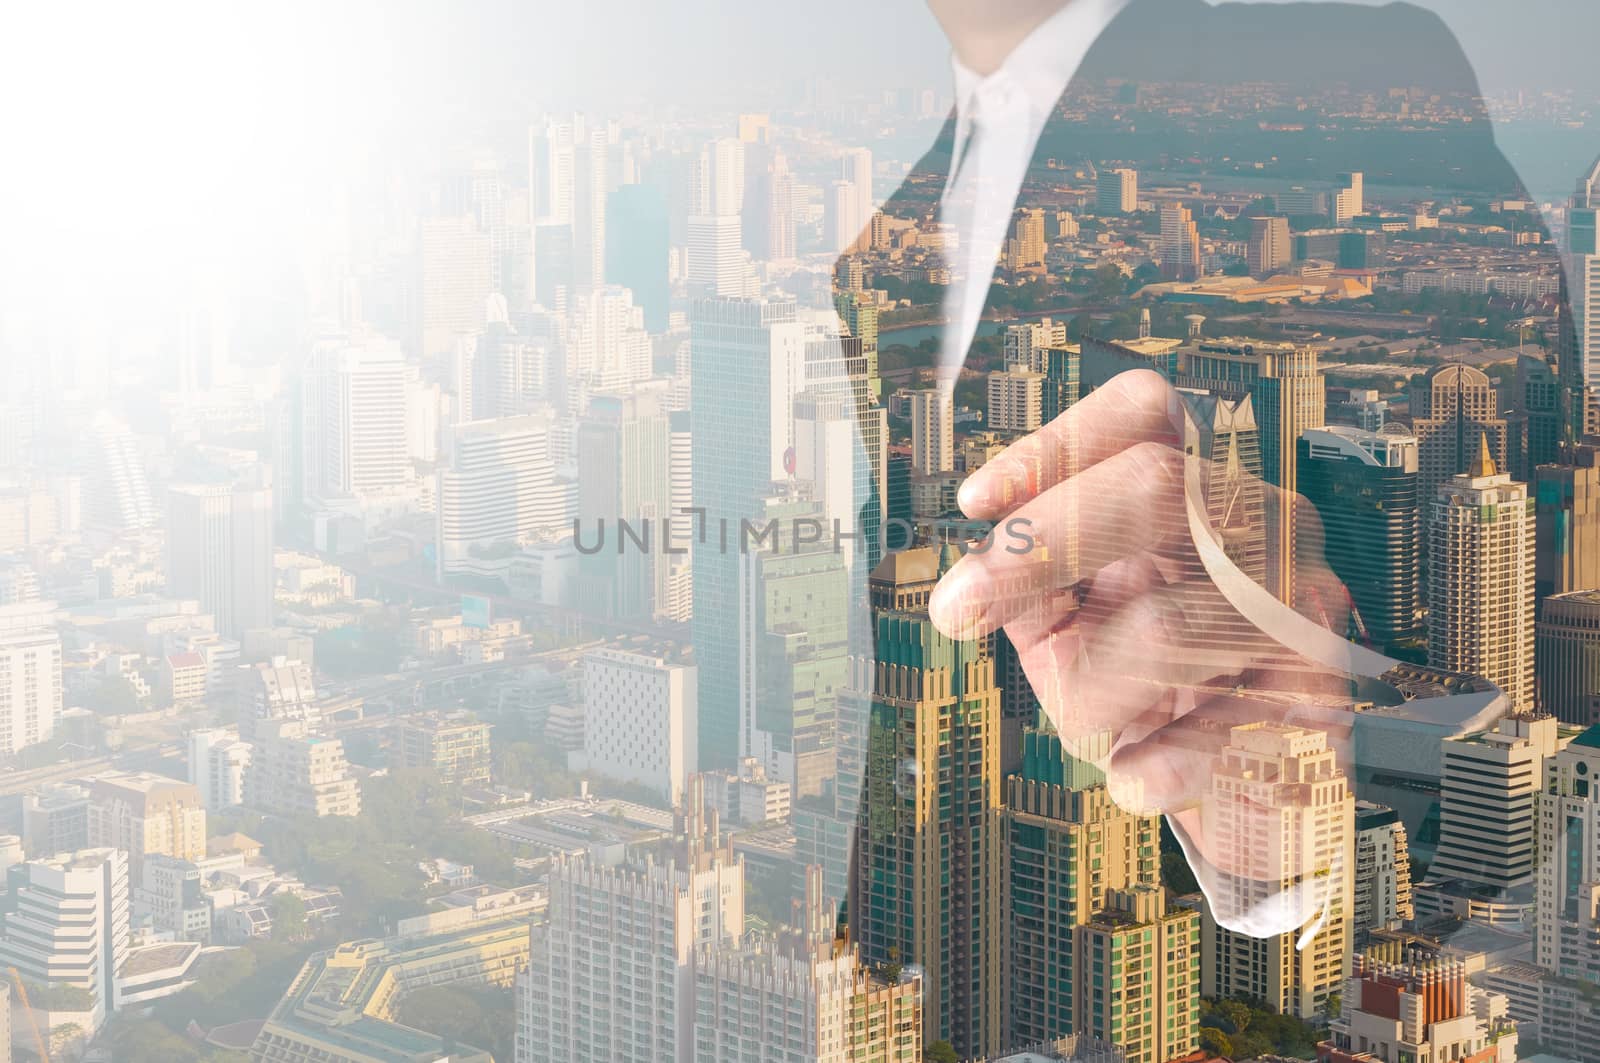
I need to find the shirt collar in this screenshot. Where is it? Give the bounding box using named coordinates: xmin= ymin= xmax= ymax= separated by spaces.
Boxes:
xmin=949 ymin=0 xmax=1130 ymax=146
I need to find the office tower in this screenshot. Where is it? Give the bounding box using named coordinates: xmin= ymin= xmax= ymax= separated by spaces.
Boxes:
xmin=736 ymin=493 xmax=848 ymax=797
xmin=1409 ymin=364 xmax=1509 ymax=515
xmin=841 ymin=147 xmax=873 ymax=234
xmin=393 ymin=710 xmax=492 ymax=787
xmin=576 ymin=390 xmax=672 ymax=618
xmin=300 ymin=335 xmax=409 ymax=502
xmin=1041 ymin=346 xmax=1081 ymax=424
xmin=1538 ymin=590 xmax=1600 ymax=725
xmin=1323 ymin=954 xmax=1518 ymax=1063
xmin=753 ymin=146 xmax=797 ymax=263
xmin=187 ymin=728 xmax=250 ymax=811
xmin=1005 ymin=207 xmax=1047 ymax=273
xmin=1201 ymin=723 xmax=1354 ymax=1021
xmin=694 ymin=137 xmax=746 ymax=218
xmin=573 ymin=123 xmax=610 ymax=291
xmin=1159 ymin=203 xmax=1201 ymax=281
xmin=885 ymin=454 xmax=912 ymax=529
xmin=519 ymin=787 xmax=743 ymax=1063
xmin=1074 ymin=888 xmax=1201 ymax=1063
xmin=796 ymin=385 xmax=882 ymax=576
xmin=988 ymin=369 xmax=1045 ymax=432
xmin=834 ymin=290 xmax=880 ymax=397
xmin=911 ymin=387 xmax=954 ymax=475
xmin=1298 ymin=425 xmax=1421 ymax=646
xmin=1332 ymin=171 xmax=1364 ymax=223
xmin=86 ymin=771 xmax=206 ymax=881
xmin=0 ymin=627 xmax=60 ymax=755
xmin=825 ymin=179 xmax=862 ymax=255
xmin=856 ymin=565 xmax=1003 ymax=1058
xmin=1184 ymin=392 xmax=1267 ymax=590
xmin=459 ymin=318 xmax=550 ymax=420
xmin=1428 ymin=438 xmax=1536 ymax=711
xmin=1005 ymin=731 xmax=1166 ymax=1047
xmin=1096 ymin=168 xmax=1137 ymax=215
xmin=1562 ymin=156 xmax=1600 ymax=399
xmin=83 ymin=416 xmax=157 ymax=532
xmin=165 ymin=481 xmax=273 ymax=638
xmin=437 ymin=415 xmax=567 ymax=578
xmin=532 ymin=117 xmax=576 ymax=227
xmin=582 ymin=648 xmax=698 ymax=804
xmin=244 ymin=722 xmax=361 ymax=818
xmin=236 ymin=656 xmax=318 ymax=742
xmin=420 ymin=214 xmax=494 ymax=359
xmin=0 ymin=849 xmax=129 ymax=1030
xmin=605 ymin=183 xmax=669 ymax=332
xmin=1247 ymin=215 xmax=1292 ymax=276
xmin=1352 ymin=802 xmax=1414 ymax=937
xmin=1535 ymin=443 xmax=1600 ymax=603
xmin=1509 ymin=353 xmax=1562 ymax=480
xmin=569 ymin=284 xmax=652 ymax=392
xmin=1433 ymin=713 xmax=1565 ymax=888
xmin=1180 ymin=338 xmax=1324 ymax=603
xmin=1531 ymin=726 xmax=1600 ymax=1060
xmin=691 ymin=297 xmax=805 ymax=770
xmin=687 ymin=213 xmax=746 ymax=297
xmin=532 ymin=220 xmax=575 ymax=307
xmin=1004 ymin=318 xmax=1069 ymax=372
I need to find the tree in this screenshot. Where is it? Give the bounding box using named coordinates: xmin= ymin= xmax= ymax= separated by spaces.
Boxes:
xmin=925 ymin=1041 xmax=960 ymax=1063
xmin=1199 ymin=1027 xmax=1234 ymax=1058
xmin=270 ymin=892 xmax=309 ymax=942
xmin=1211 ymin=998 xmax=1253 ymax=1035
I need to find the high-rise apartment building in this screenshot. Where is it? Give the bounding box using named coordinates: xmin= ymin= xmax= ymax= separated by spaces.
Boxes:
xmin=1322 ymin=953 xmax=1517 ymax=1063
xmin=1041 ymin=346 xmax=1081 ymax=424
xmin=582 ymin=648 xmax=698 ymax=804
xmin=1003 ymin=319 xmax=1068 ymax=372
xmin=519 ymin=791 xmax=744 ymax=1063
xmin=0 ymin=848 xmax=129 ymax=1030
xmin=1537 ymin=589 xmax=1600 ymax=725
xmin=1200 ymin=723 xmax=1354 ymax=1021
xmin=1247 ymin=215 xmax=1292 ymax=276
xmin=1332 ymin=171 xmax=1364 ymax=224
xmin=87 ymin=771 xmax=206 ymax=881
xmin=1432 ymin=713 xmax=1566 ymax=888
xmin=1427 ymin=438 xmax=1536 ymax=711
xmin=1531 ymin=725 xmax=1600 ymax=1060
xmin=911 ymin=387 xmax=954 ymax=475
xmin=1096 ymin=169 xmax=1137 ymax=215
xmin=0 ymin=625 xmax=60 ymax=756
xmin=236 ymin=656 xmax=318 ymax=742
xmin=165 ymin=480 xmax=273 ymax=638
xmin=1410 ymin=364 xmax=1509 ymax=516
xmin=1006 ymin=208 xmax=1048 ymax=273
xmin=690 ymin=297 xmax=805 ymax=770
xmin=420 ymin=214 xmax=494 ymax=359
xmin=1352 ymin=802 xmax=1414 ymax=938
xmin=187 ymin=728 xmax=251 ymax=811
xmin=1298 ymin=425 xmax=1420 ymax=646
xmin=988 ymin=369 xmax=1045 ymax=433
xmin=1534 ymin=443 xmax=1600 ymax=603
xmin=438 ymin=415 xmax=568 ymax=578
xmin=1159 ymin=203 xmax=1201 ymax=281
xmin=244 ymin=723 xmax=361 ymax=818
xmin=393 ymin=710 xmax=493 ymax=788
xmin=1562 ymin=156 xmax=1600 ymax=397
xmin=1074 ymin=887 xmax=1201 ymax=1063
xmin=856 ymin=586 xmax=1003 ymax=1058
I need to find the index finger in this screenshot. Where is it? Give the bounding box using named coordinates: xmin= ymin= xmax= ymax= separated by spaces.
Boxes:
xmin=958 ymin=367 xmax=1183 ymax=521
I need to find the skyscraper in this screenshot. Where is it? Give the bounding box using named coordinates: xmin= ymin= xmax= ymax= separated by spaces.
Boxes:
xmin=856 ymin=549 xmax=1003 ymax=1058
xmin=1561 ymin=156 xmax=1600 ymax=401
xmin=987 ymin=369 xmax=1045 ymax=432
xmin=1531 ymin=725 xmax=1600 ymax=1060
xmin=1298 ymin=425 xmax=1420 ymax=646
xmin=1410 ymin=364 xmax=1509 ymax=516
xmin=605 ymin=182 xmax=670 ymax=332
xmin=687 ymin=213 xmax=746 ymax=297
xmin=1181 ymin=338 xmax=1324 ymax=602
xmin=86 ymin=771 xmax=206 ymax=881
xmin=0 ymin=625 xmax=60 ymax=756
xmin=1200 ymin=723 xmax=1354 ymax=1021
xmin=1534 ymin=442 xmax=1600 ymax=603
xmin=165 ymin=479 xmax=273 ymax=638
xmin=1332 ymin=171 xmax=1364 ymax=223
xmin=825 ymin=179 xmax=862 ymax=255
xmin=1159 ymin=203 xmax=1201 ymax=281
xmin=1247 ymin=215 xmax=1292 ymax=276
xmin=576 ymin=390 xmax=672 ymax=618
xmin=1185 ymin=392 xmax=1267 ymax=590
xmin=420 ymin=214 xmax=494 ymax=359
xmin=841 ymin=147 xmax=874 ymax=235
xmin=1096 ymin=168 xmax=1137 ymax=215
xmin=1352 ymin=801 xmax=1414 ymax=938
xmin=690 ymin=297 xmax=805 ymax=770
xmin=1041 ymin=345 xmax=1081 ymax=424
xmin=911 ymin=387 xmax=954 ymax=475
xmin=1427 ymin=436 xmax=1536 ymax=711
xmin=300 ymin=335 xmax=409 ymax=502
xmin=1537 ymin=590 xmax=1600 ymax=725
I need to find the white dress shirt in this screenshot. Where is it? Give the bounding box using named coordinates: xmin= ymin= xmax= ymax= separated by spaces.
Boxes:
xmin=938 ymin=0 xmax=1130 ymax=380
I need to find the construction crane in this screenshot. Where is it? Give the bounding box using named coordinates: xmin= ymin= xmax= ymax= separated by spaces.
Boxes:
xmin=8 ymin=967 xmax=52 ymax=1063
